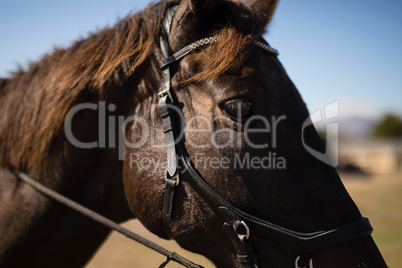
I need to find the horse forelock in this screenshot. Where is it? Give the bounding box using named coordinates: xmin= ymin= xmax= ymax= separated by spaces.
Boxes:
xmin=171 ymin=0 xmax=269 ymax=83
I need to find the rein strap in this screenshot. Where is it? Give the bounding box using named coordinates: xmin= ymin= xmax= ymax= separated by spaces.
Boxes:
xmin=15 ymin=171 xmax=203 ymax=268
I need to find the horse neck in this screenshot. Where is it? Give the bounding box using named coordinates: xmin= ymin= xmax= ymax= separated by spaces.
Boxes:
xmin=0 ymin=75 xmax=135 ymax=267
xmin=0 ymin=15 xmax=163 ymax=262
xmin=0 ymin=164 xmax=126 ymax=267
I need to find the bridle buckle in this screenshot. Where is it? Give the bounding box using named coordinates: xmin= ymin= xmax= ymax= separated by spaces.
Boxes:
xmin=235 ymin=220 xmax=250 ymax=240
xmin=158 ymin=88 xmax=174 ymax=103
xmin=295 ymin=255 xmax=313 ymax=268
xmin=165 ymin=168 xmax=180 ymax=186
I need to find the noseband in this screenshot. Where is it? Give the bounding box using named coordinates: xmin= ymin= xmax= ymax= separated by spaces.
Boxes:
xmin=157 ymin=6 xmax=373 ymax=268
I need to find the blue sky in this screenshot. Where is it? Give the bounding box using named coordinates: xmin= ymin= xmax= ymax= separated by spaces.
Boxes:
xmin=1 ymin=0 xmax=401 ymax=119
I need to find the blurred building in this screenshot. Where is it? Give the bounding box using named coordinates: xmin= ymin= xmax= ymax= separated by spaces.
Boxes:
xmin=338 ymin=141 xmax=402 ymax=174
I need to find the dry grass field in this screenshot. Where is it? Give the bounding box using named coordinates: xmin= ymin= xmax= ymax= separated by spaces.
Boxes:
xmin=87 ymin=172 xmax=402 ymax=268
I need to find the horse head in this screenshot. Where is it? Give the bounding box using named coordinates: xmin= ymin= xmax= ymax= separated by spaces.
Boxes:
xmin=122 ymin=0 xmax=387 ymax=267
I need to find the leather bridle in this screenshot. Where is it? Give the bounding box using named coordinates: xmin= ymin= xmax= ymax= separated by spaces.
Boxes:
xmin=157 ymin=6 xmax=374 ymax=268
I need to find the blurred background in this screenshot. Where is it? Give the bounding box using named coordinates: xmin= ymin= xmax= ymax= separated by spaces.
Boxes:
xmin=1 ymin=0 xmax=401 ymax=267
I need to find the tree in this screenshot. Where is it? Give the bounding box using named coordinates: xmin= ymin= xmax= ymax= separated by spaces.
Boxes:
xmin=371 ymin=113 xmax=402 ymax=139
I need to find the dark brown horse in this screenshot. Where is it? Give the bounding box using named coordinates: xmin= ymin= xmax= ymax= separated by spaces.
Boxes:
xmin=0 ymin=0 xmax=387 ymax=267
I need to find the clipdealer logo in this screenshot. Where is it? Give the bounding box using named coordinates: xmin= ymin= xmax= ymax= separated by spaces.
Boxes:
xmin=63 ymin=100 xmax=340 ymax=169
xmin=302 ymin=100 xmax=339 ymax=167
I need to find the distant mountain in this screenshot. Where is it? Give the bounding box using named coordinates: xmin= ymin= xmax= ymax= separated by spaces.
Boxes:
xmin=338 ymin=117 xmax=377 ymax=140
xmin=315 ymin=117 xmax=378 ymax=141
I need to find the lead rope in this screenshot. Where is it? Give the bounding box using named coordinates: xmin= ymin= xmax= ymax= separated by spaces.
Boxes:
xmin=16 ymin=171 xmax=203 ymax=268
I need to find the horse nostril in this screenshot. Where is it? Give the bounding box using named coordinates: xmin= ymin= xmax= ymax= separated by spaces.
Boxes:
xmin=357 ymin=262 xmax=368 ymax=268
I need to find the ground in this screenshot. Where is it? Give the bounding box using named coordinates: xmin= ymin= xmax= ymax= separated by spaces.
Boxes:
xmin=87 ymin=172 xmax=402 ymax=268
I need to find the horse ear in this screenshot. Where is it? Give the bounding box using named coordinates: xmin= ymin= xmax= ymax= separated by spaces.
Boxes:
xmin=242 ymin=0 xmax=279 ymax=25
xmin=186 ymin=0 xmax=221 ymax=18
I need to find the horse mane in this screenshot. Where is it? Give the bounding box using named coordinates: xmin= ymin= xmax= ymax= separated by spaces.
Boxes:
xmin=0 ymin=0 xmax=266 ymax=171
xmin=28 ymin=3 xmax=172 ymax=90
xmin=0 ymin=1 xmax=175 ymax=171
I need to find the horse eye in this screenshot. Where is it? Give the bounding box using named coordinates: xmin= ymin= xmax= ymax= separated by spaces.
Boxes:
xmin=223 ymin=99 xmax=254 ymax=118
